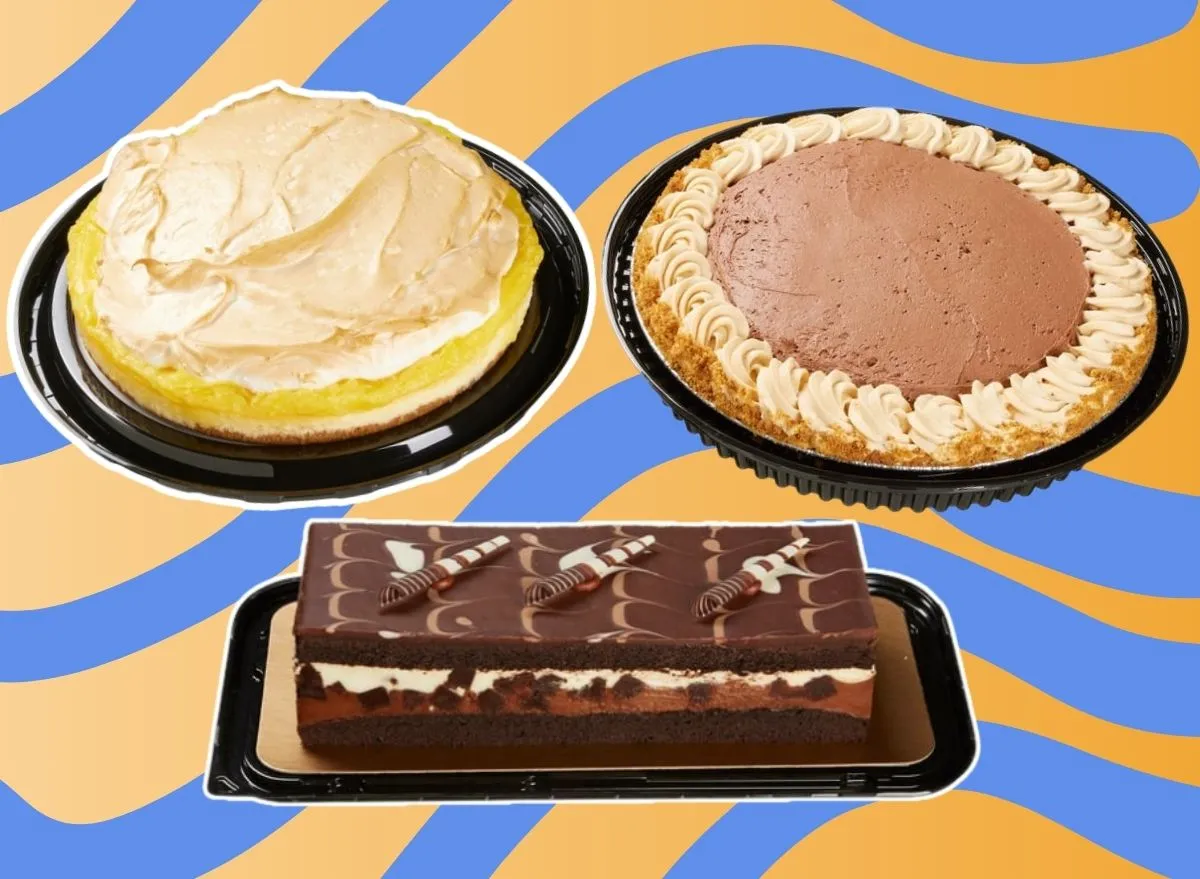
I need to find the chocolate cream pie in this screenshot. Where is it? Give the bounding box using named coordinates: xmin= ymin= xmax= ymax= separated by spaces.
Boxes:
xmin=633 ymin=108 xmax=1155 ymax=465
xmin=66 ymin=84 xmax=543 ymax=443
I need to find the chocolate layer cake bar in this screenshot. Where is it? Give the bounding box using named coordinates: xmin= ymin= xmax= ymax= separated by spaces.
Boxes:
xmin=294 ymin=521 xmax=878 ymax=749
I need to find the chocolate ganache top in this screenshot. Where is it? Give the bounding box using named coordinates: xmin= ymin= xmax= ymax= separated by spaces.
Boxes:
xmin=707 ymin=138 xmax=1091 ymax=398
xmin=296 ymin=522 xmax=875 ymax=645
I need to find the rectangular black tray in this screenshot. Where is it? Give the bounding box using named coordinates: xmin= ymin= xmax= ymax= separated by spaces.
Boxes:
xmin=205 ymin=572 xmax=977 ymax=803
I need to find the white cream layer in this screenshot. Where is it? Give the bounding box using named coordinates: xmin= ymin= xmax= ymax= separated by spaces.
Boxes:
xmin=306 ymin=663 xmax=876 ymax=695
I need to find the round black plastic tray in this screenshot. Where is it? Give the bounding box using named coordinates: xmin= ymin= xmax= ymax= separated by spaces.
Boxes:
xmin=206 ymin=572 xmax=977 ymax=803
xmin=603 ymin=109 xmax=1188 ymax=511
xmin=12 ymin=142 xmax=591 ymax=505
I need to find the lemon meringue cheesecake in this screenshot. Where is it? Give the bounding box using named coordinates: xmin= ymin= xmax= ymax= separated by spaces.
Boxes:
xmin=66 ymin=86 xmax=543 ymax=443
xmin=634 ymin=108 xmax=1155 ymax=467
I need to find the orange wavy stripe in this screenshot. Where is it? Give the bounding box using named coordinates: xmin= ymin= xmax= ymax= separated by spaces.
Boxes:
xmin=493 ymin=803 xmax=729 ymax=879
xmin=763 ymin=791 xmax=1157 ymax=878
xmin=965 ymin=653 xmax=1200 ymax=786
xmin=0 ymin=611 xmax=230 ymax=821
xmin=0 ymin=448 xmax=236 ymax=610
xmin=206 ymin=806 xmax=435 ymax=878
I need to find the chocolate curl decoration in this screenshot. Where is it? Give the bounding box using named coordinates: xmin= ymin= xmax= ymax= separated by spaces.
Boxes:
xmin=525 ymin=535 xmax=657 ymax=608
xmin=379 ymin=535 xmax=511 ymax=613
xmin=692 ymin=535 xmax=810 ymax=620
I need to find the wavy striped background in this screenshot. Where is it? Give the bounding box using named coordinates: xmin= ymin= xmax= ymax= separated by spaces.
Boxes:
xmin=1 ymin=1 xmax=1197 ymax=876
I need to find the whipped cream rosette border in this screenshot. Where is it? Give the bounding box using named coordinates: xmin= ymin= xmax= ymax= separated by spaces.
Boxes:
xmin=633 ymin=107 xmax=1155 ymax=465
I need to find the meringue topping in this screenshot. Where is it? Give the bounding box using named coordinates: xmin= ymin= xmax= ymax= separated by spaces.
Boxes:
xmin=90 ymin=87 xmax=520 ymax=391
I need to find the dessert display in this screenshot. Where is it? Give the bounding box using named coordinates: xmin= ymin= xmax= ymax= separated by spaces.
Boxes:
xmin=632 ymin=107 xmax=1156 ymax=466
xmin=65 ymin=84 xmax=544 ymax=443
xmin=294 ymin=521 xmax=878 ymax=749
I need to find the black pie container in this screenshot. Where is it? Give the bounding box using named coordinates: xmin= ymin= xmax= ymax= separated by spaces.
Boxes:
xmin=11 ymin=143 xmax=590 ymax=505
xmin=205 ymin=572 xmax=977 ymax=804
xmin=603 ymin=109 xmax=1188 ymax=511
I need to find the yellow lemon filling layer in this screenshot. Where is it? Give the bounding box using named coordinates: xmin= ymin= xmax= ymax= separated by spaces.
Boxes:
xmin=66 ymin=187 xmax=542 ymax=421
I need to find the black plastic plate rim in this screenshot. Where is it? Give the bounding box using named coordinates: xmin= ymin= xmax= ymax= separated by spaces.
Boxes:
xmin=12 ymin=141 xmax=590 ymax=505
xmin=205 ymin=572 xmax=977 ymax=804
xmin=602 ymin=108 xmax=1189 ymax=512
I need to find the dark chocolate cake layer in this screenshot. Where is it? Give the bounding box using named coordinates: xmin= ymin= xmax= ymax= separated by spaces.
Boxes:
xmin=295 ymin=522 xmax=877 ymax=672
xmin=298 ymin=707 xmax=870 ymax=749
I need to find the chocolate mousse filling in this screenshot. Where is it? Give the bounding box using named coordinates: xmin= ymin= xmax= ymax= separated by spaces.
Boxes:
xmin=707 ymin=139 xmax=1091 ymax=398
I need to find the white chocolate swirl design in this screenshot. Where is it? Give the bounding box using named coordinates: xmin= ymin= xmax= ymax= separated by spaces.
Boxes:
xmin=525 ymin=535 xmax=657 ymax=608
xmin=380 ymin=536 xmax=510 ymax=612
xmin=692 ymin=535 xmax=810 ymax=620
xmin=637 ymin=107 xmax=1154 ymax=461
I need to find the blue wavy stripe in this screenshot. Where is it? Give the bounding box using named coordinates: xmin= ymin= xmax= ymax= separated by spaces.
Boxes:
xmin=467 ymin=378 xmax=1200 ymax=735
xmin=0 ymin=376 xmax=67 ymax=463
xmin=0 ymin=0 xmax=259 ymax=212
xmin=0 ymin=506 xmax=346 ymax=681
xmin=0 ymin=778 xmax=298 ymax=878
xmin=305 ymin=0 xmax=509 ymax=98
xmin=666 ymin=801 xmax=858 ymax=878
xmin=528 ymin=45 xmax=1199 ymax=222
xmin=669 ymin=723 xmax=1200 ymax=878
xmin=834 ymin=0 xmax=1196 ymax=63
xmin=383 ymin=805 xmax=551 ymax=877
xmin=943 ymin=472 xmax=1199 ymax=598
xmin=462 ymin=382 xmax=704 ymax=520
xmin=959 ymin=724 xmax=1200 ymax=878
